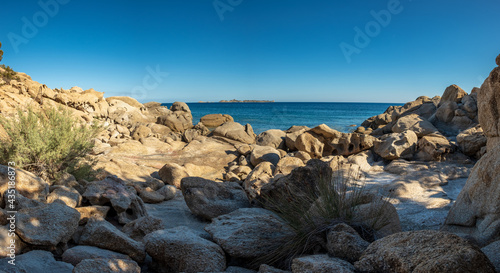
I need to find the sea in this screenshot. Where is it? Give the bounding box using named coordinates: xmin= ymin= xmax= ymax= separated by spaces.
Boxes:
xmin=162 ymin=102 xmax=402 ymax=135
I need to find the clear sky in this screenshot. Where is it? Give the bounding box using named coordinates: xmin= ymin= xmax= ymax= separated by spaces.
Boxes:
xmin=1 ymin=0 xmax=499 ymax=103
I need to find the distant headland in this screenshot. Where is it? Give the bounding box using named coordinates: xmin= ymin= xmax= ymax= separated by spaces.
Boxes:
xmin=219 ymin=99 xmax=275 ymax=103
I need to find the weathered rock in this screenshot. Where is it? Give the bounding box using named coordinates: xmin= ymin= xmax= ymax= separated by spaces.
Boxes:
xmin=244 ymin=162 xmax=275 ymax=199
xmin=256 ymin=129 xmax=286 ymax=149
xmin=373 ymin=130 xmax=418 ymax=160
xmin=478 ymin=63 xmax=500 ymax=142
xmin=138 ymin=187 xmax=165 ymax=204
xmin=107 ymin=96 xmax=145 ymax=110
xmin=16 ymin=202 xmax=80 ymax=246
xmin=457 ymin=125 xmax=487 ymax=157
xmin=205 ymin=208 xmax=294 ymax=259
xmin=250 ymin=145 xmax=281 ymax=166
xmin=156 ymin=184 xmax=178 ymax=201
xmin=259 ymin=264 xmax=291 ymax=273
xmin=227 ymin=165 xmax=253 ymax=181
xmin=157 ymin=111 xmax=193 ymax=133
xmin=0 ymin=250 xmax=74 ymax=273
xmin=107 ymin=98 xmax=150 ymax=125
xmin=82 ymin=176 xmax=148 ymax=224
xmin=440 ymin=84 xmax=467 ymax=105
xmin=347 ymin=150 xmax=376 ymax=172
xmin=200 ymin=113 xmax=234 ymax=128
xmin=416 ymin=133 xmax=454 ymax=161
xmin=291 ymin=255 xmax=355 ymax=273
xmin=181 ymin=177 xmax=250 ymax=220
xmin=391 ymin=114 xmax=438 ymax=137
xmin=73 ymin=258 xmax=140 ymax=273
xmin=144 ymin=226 xmax=226 ymax=273
xmin=0 ymin=225 xmax=25 ymax=257
xmin=482 ymin=240 xmax=500 ymax=273
xmin=274 ymin=156 xmax=305 ymax=176
xmin=131 ymin=125 xmax=151 ymax=140
xmin=122 ymin=215 xmax=163 ymax=241
xmin=158 ymin=163 xmax=189 ymax=188
xmin=226 ymin=266 xmax=257 ymax=273
xmin=354 ymin=230 xmax=495 ymax=273
xmin=295 ymin=132 xmax=324 ymax=158
xmin=75 ymin=206 xmax=110 ymax=225
xmin=435 ymin=100 xmax=458 ymax=123
xmin=294 ymin=151 xmax=312 ymax=163
xmin=443 ymin=145 xmax=500 ymax=246
xmin=326 ymin=223 xmax=369 ymax=263
xmin=0 ymin=165 xmax=49 ymax=202
xmin=79 ymin=218 xmax=146 ymax=262
xmin=47 ymin=186 xmax=82 ymax=208
xmin=212 ymin=122 xmax=256 ymax=144
xmin=329 ymin=133 xmax=376 ymax=156
xmin=62 ymin=246 xmax=131 ymax=266
xmin=285 ymin=126 xmax=310 ymax=151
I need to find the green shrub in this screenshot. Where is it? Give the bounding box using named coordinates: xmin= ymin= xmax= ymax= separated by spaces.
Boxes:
xmin=0 ymin=106 xmax=101 ymax=181
xmin=257 ymin=165 xmax=376 ymax=269
xmin=0 ymin=64 xmax=20 ymax=81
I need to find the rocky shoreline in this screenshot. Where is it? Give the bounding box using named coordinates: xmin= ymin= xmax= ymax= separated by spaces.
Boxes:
xmin=0 ymin=55 xmax=499 ymax=272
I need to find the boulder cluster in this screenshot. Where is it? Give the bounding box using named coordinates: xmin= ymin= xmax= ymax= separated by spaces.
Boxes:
xmin=0 ymin=55 xmax=499 ymax=272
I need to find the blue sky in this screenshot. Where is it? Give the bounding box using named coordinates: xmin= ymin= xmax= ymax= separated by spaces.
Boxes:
xmin=1 ymin=0 xmax=499 ymax=103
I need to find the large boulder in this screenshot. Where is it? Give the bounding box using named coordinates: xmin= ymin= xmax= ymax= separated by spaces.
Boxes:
xmin=144 ymin=226 xmax=226 ymax=273
xmin=122 ymin=215 xmax=163 ymax=241
xmin=205 ymin=208 xmax=294 ymax=259
xmin=250 ymin=145 xmax=281 ymax=166
xmin=47 ymin=186 xmax=82 ymax=208
xmin=62 ymin=246 xmax=132 ymax=266
xmin=158 ymin=163 xmax=189 ymax=188
xmin=457 ymin=125 xmax=487 ymax=158
xmin=82 ymin=176 xmax=148 ymax=224
xmin=16 ymin=202 xmax=80 ymax=246
xmin=373 ymin=130 xmax=418 ymax=160
xmin=354 ymin=230 xmax=495 ymax=273
xmin=256 ymin=129 xmax=286 ymax=149
xmin=274 ymin=156 xmax=305 ymax=176
xmin=244 ymin=162 xmax=275 ymax=199
xmin=326 ymin=223 xmax=369 ymax=263
xmin=478 ymin=57 xmax=500 ymax=148
xmin=295 ymin=132 xmax=324 ymax=158
xmin=0 ymin=165 xmax=49 ymax=202
xmin=181 ymin=177 xmax=250 ymax=220
xmin=157 ymin=102 xmax=193 ymax=133
xmin=391 ymin=114 xmax=439 ymax=137
xmin=72 ymin=258 xmax=140 ymax=273
xmin=440 ymin=84 xmax=467 ymax=105
xmin=200 ymin=113 xmax=234 ymax=128
xmin=0 ymin=250 xmax=74 ymax=273
xmin=415 ymin=133 xmax=454 ymax=161
xmin=79 ymin=218 xmax=146 ymax=262
xmin=328 ymin=133 xmax=376 ymax=156
xmin=285 ymin=126 xmax=310 ymax=151
xmin=291 ymin=255 xmax=355 ymax=273
xmin=212 ymin=122 xmax=256 ymax=144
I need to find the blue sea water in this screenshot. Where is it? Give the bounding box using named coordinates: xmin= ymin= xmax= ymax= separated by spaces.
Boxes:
xmin=162 ymin=102 xmax=402 ymax=135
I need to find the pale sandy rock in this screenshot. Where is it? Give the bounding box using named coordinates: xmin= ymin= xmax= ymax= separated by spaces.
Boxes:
xmin=244 ymin=162 xmax=275 ymax=199
xmin=147 ymin=123 xmax=172 ymax=136
xmin=16 ymin=202 xmax=80 ymax=246
xmin=440 ymin=84 xmax=467 ymax=105
xmin=200 ymin=113 xmax=234 ymax=127
xmin=80 ymin=218 xmax=146 ymax=262
xmin=310 ymin=124 xmax=343 ymax=139
xmin=373 ymin=130 xmax=418 ymax=160
xmin=416 ymin=133 xmax=454 ymax=161
xmin=181 ymin=177 xmax=250 ymax=220
xmin=274 ymin=156 xmax=305 ymax=176
xmin=328 ymin=132 xmax=376 ymax=156
xmin=285 ymin=126 xmax=310 ymax=151
xmin=47 ymin=186 xmax=82 ymax=208
xmin=0 ymin=225 xmax=25 ymax=257
xmin=158 ymin=163 xmax=189 ymax=188
xmin=347 ymin=150 xmax=376 ymax=172
xmin=138 ymin=187 xmax=165 ymax=204
xmin=122 ymin=215 xmax=163 ymax=242
xmin=156 ymin=184 xmax=178 ymax=201
xmin=295 ymin=132 xmax=324 ymax=158
xmin=354 ymin=230 xmax=495 ymax=273
xmin=212 ymin=122 xmax=256 ymax=144
xmin=250 ymin=145 xmax=281 ymax=166
xmin=326 ymin=223 xmax=369 ymax=263
xmin=227 ymin=165 xmax=253 ymax=181
xmin=205 ymin=208 xmax=294 ymax=259
xmin=144 ymin=226 xmax=226 ymax=273
xmin=157 ymin=111 xmax=193 ymax=133
xmin=435 ymin=100 xmax=458 ymax=123
xmin=73 ymin=258 xmax=140 ymax=273
xmin=107 ymin=98 xmax=150 ymax=125
xmin=75 ymin=206 xmax=110 ymax=225
xmin=256 ymin=129 xmax=286 ymax=149
xmin=292 ymin=255 xmax=355 ymax=273
xmin=62 ymin=246 xmax=131 ymax=266
xmin=0 ymin=165 xmax=49 ymax=202
xmin=391 ymin=114 xmax=439 ymax=137
xmin=131 ymin=125 xmax=151 ymax=140
xmin=106 ymin=96 xmax=145 ymax=110
xmin=294 ymin=151 xmax=312 ymax=163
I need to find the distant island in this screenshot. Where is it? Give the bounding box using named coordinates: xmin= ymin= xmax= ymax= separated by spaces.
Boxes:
xmin=219 ymin=99 xmax=275 ymax=103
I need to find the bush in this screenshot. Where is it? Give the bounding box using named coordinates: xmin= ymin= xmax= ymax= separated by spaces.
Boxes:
xmin=0 ymin=64 xmax=20 ymax=81
xmin=257 ymin=164 xmax=379 ymax=269
xmin=0 ymin=106 xmax=101 ymax=181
